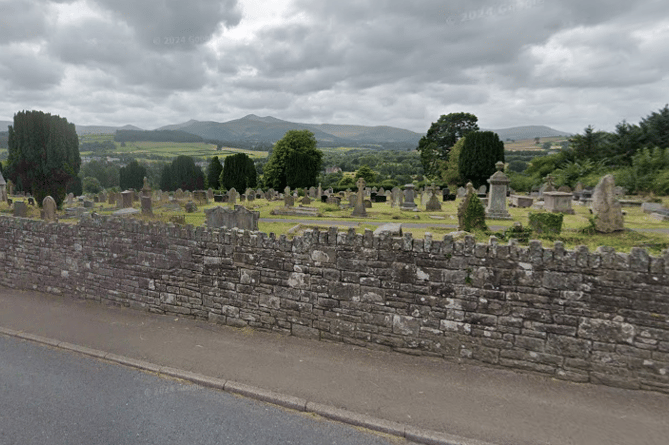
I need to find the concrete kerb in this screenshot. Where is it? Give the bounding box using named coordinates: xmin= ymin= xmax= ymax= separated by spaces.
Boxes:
xmin=0 ymin=328 xmax=495 ymax=445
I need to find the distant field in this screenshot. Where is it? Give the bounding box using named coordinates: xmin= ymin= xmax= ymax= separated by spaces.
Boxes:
xmin=504 ymin=137 xmax=568 ymax=151
xmin=77 ymin=134 xmax=268 ymax=161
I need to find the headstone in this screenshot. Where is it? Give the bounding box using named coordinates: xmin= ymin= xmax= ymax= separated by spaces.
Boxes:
xmin=185 ymin=201 xmax=198 ymax=213
xmin=301 ymin=196 xmax=312 ymax=205
xmin=284 ymin=194 xmax=295 ymax=207
xmin=457 ymin=186 xmax=466 ymax=198
xmin=308 ymin=187 xmax=316 ymax=198
xmin=591 ymin=174 xmax=624 ymax=233
xmin=574 ymin=182 xmax=584 ymax=193
xmin=175 ymin=188 xmax=185 ymax=200
xmin=457 ymin=183 xmax=487 ymax=231
xmin=205 ymin=205 xmax=260 ymax=231
xmin=510 ymin=195 xmax=534 ymax=208
xmin=93 ymin=196 xmax=100 ymax=203
xmin=141 ymin=195 xmax=152 ymax=215
xmin=0 ymin=171 xmax=6 ymax=202
xmin=642 ymin=202 xmax=665 ymax=214
xmin=348 ymin=194 xmax=357 ymax=208
xmin=42 ymin=196 xmax=57 ymax=222
xmin=194 ymin=190 xmax=208 ymax=204
xmin=543 ymin=192 xmax=574 ymax=214
xmin=485 ymin=161 xmax=511 ymax=219
xmin=83 ymin=200 xmax=94 ymax=208
xmin=557 ymin=185 xmax=572 ymax=193
xmin=121 ymin=190 xmax=133 ymax=208
xmin=391 ymin=187 xmax=403 ymax=208
xmin=28 ymin=197 xmax=35 ymax=206
xmin=327 ymin=196 xmax=341 ymax=205
xmin=214 ymin=194 xmax=224 ymax=203
xmin=141 ymin=177 xmax=151 ymax=197
xmin=373 ymin=223 xmax=402 ymax=236
xmin=542 ymin=175 xmax=556 ymax=194
xmin=400 ymin=184 xmax=417 ymax=210
xmin=247 ymin=194 xmax=255 ymax=202
xmin=13 ymin=201 xmax=27 ymax=217
xmin=228 ymin=188 xmax=238 ymax=205
xmin=363 ymin=199 xmax=372 ymax=208
xmin=477 ymin=185 xmax=487 ymax=195
xmin=207 ymin=188 xmax=214 ymax=201
xmin=317 ymin=183 xmax=322 ymax=199
xmin=351 ymin=177 xmax=368 ymax=217
xmin=425 ymin=184 xmax=442 ymax=211
xmin=66 ymin=193 xmax=74 ymax=205
xmin=7 ymin=179 xmax=14 ymax=197
xmin=613 ymin=186 xmax=625 ymax=197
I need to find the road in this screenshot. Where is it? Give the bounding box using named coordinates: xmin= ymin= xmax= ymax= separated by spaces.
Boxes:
xmin=0 ymin=335 xmax=398 ymax=445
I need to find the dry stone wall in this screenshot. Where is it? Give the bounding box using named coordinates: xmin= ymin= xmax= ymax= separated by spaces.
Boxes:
xmin=1 ymin=215 xmax=668 ymax=393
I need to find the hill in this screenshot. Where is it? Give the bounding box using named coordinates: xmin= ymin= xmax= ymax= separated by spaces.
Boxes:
xmin=486 ymin=125 xmax=571 ymax=141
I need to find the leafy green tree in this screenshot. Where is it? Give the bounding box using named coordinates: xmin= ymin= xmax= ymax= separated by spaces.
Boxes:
xmin=82 ymin=176 xmax=103 ymax=194
xmin=81 ymin=160 xmax=120 ymax=188
xmin=354 ymin=165 xmax=376 ymax=183
xmin=338 ymin=176 xmax=355 ymax=188
xmin=207 ymin=156 xmax=223 ymax=190
xmin=119 ymin=159 xmax=147 ymax=190
xmin=441 ymin=138 xmax=465 ymax=185
xmin=5 ymin=110 xmax=80 ymax=207
xmin=263 ymin=130 xmax=323 ymax=189
xmin=160 ymin=155 xmax=205 ymax=191
xmin=221 ymin=153 xmax=257 ymax=191
xmin=458 ymin=131 xmax=504 ymax=188
xmin=417 ymin=112 xmax=479 ymax=178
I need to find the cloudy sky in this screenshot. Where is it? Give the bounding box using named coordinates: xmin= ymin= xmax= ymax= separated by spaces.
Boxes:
xmin=1 ymin=0 xmax=667 ymax=135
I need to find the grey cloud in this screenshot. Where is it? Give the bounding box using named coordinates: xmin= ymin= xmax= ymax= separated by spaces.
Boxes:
xmin=89 ymin=0 xmax=242 ymax=51
xmin=0 ymin=49 xmax=64 ymax=90
xmin=0 ymin=0 xmax=51 ymax=44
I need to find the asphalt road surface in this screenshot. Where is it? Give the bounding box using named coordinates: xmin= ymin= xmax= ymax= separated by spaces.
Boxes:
xmin=0 ymin=335 xmax=399 ymax=445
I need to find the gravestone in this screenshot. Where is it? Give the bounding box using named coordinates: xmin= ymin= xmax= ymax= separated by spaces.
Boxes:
xmin=13 ymin=201 xmax=27 ymax=217
xmin=543 ymin=192 xmax=574 ymax=214
xmin=574 ymin=182 xmax=584 ymax=193
xmin=207 ymin=188 xmax=214 ymax=201
xmin=175 ymin=189 xmax=185 ymax=200
xmin=510 ymin=195 xmax=534 ymax=208
xmin=485 ymin=162 xmax=511 ymax=219
xmin=0 ymin=171 xmax=6 ymax=202
xmin=301 ymin=196 xmax=312 ymax=205
xmin=284 ymin=194 xmax=295 ymax=207
xmin=228 ymin=188 xmax=238 ymax=205
xmin=185 ymin=201 xmax=198 ymax=213
xmin=42 ymin=196 xmax=57 ymax=222
xmin=591 ymin=174 xmax=624 ymax=232
xmin=83 ymin=200 xmax=94 ymax=208
xmin=308 ymin=187 xmax=316 ymax=198
xmin=457 ymin=186 xmax=466 ymax=198
xmin=400 ymin=184 xmax=417 ymax=210
xmin=141 ymin=195 xmax=152 ymax=215
xmin=557 ymin=185 xmax=572 ymax=193
xmin=66 ymin=193 xmax=74 ymax=205
xmin=28 ymin=197 xmax=35 ymax=206
xmin=425 ymin=184 xmax=442 ymax=211
xmin=391 ymin=187 xmax=403 ymax=208
xmin=351 ymin=177 xmax=367 ymax=217
xmin=7 ymin=179 xmax=14 ymax=197
xmin=363 ymin=199 xmax=372 ymax=208
xmin=327 ymin=196 xmax=341 ymax=205
xmin=93 ymin=196 xmax=99 ymax=203
xmin=205 ymin=205 xmax=260 ymax=231
xmin=121 ymin=190 xmax=133 ymax=208
xmin=477 ymin=185 xmax=487 ymax=195
xmin=348 ymin=194 xmax=357 ymax=208
xmin=247 ymin=193 xmax=255 ymax=202
xmin=194 ymin=190 xmax=208 ymax=204
xmin=214 ymin=194 xmax=224 ymax=203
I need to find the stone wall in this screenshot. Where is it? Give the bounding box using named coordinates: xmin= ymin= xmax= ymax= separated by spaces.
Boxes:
xmin=1 ymin=215 xmax=668 ymax=393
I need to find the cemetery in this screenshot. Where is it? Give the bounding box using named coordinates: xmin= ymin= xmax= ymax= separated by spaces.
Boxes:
xmin=1 ymin=169 xmax=669 ymax=394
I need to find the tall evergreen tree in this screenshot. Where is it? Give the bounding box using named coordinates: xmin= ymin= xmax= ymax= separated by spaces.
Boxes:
xmin=5 ymin=110 xmax=80 ymax=207
xmin=458 ymin=131 xmax=504 ymax=188
xmin=159 ymin=156 xmax=204 ymax=191
xmin=221 ymin=153 xmax=257 ymax=191
xmin=263 ymin=130 xmax=322 ymax=189
xmin=206 ymin=156 xmax=223 ymax=190
xmin=119 ymin=159 xmax=147 ymax=190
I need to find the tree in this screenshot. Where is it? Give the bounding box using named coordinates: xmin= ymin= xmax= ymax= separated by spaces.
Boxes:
xmin=159 ymin=156 xmax=204 ymax=191
xmin=6 ymin=110 xmax=80 ymax=207
xmin=207 ymin=156 xmax=223 ymax=190
xmin=221 ymin=153 xmax=257 ymax=192
xmin=458 ymin=131 xmax=504 ymax=188
xmin=263 ymin=130 xmax=323 ymax=189
xmin=639 ymin=104 xmax=669 ymax=149
xmin=569 ymin=125 xmax=610 ymax=161
xmin=417 ymin=112 xmax=479 ymax=178
xmin=119 ymin=159 xmax=147 ymax=190
xmin=82 ymin=176 xmax=103 ymax=194
xmin=354 ymin=165 xmax=376 ymax=183
xmin=441 ymin=138 xmax=465 ymax=185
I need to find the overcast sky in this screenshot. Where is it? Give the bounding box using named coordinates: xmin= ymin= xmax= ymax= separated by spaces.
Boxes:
xmin=1 ymin=0 xmax=667 ymax=134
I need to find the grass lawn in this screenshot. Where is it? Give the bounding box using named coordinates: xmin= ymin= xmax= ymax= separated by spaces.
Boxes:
xmin=2 ymin=193 xmax=668 ymax=255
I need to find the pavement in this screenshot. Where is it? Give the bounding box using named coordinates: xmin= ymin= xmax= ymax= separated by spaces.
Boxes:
xmin=1 ymin=286 xmax=668 ymax=445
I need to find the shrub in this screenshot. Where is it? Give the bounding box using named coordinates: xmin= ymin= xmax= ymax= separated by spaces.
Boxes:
xmin=460 ymin=194 xmax=488 ymax=232
xmin=528 ymin=212 xmax=563 ymax=235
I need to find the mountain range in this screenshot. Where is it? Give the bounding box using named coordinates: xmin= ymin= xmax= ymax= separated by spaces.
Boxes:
xmin=0 ymin=115 xmax=572 ymax=148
